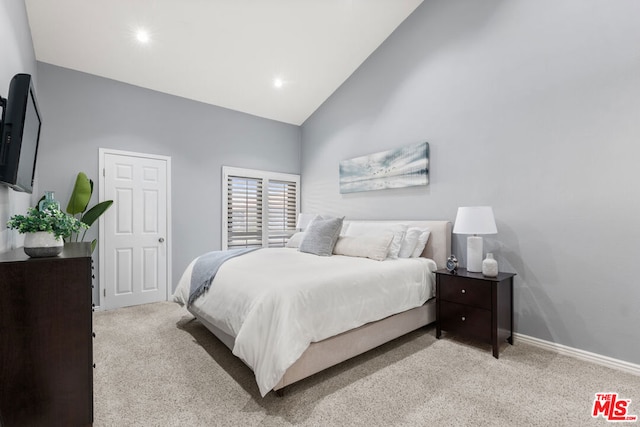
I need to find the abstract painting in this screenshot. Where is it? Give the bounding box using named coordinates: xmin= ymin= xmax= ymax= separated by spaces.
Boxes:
xmin=339 ymin=142 xmax=429 ymax=194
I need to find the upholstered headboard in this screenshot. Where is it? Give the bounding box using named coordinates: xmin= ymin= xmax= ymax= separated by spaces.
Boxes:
xmin=341 ymin=220 xmax=452 ymax=269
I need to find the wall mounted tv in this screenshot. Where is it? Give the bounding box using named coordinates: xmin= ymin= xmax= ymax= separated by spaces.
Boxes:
xmin=0 ymin=73 xmax=42 ymax=193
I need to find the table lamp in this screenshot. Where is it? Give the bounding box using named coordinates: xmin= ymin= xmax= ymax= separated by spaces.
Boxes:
xmin=453 ymin=206 xmax=497 ymax=273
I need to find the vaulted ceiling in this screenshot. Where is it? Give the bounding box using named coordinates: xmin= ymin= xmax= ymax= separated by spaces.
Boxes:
xmin=25 ymin=0 xmax=423 ymax=125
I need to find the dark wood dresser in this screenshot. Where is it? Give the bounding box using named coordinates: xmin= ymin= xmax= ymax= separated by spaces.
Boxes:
xmin=0 ymin=243 xmax=93 ymax=427
xmin=435 ymin=268 xmax=516 ymax=358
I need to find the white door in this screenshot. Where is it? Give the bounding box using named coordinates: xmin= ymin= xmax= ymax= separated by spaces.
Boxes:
xmin=99 ymin=149 xmax=171 ymax=310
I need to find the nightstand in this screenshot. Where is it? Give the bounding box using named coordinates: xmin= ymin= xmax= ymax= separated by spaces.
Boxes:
xmin=435 ymin=268 xmax=516 ymax=358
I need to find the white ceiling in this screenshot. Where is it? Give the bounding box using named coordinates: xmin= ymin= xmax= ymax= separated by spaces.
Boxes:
xmin=25 ymin=0 xmax=423 ymax=125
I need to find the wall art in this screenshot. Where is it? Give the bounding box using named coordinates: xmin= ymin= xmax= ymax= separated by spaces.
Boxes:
xmin=339 ymin=141 xmax=429 ymax=194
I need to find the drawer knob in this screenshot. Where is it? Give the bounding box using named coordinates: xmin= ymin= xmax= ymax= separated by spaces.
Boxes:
xmin=461 ymin=289 xmax=466 ymax=294
xmin=461 ymin=316 xmax=466 ymax=321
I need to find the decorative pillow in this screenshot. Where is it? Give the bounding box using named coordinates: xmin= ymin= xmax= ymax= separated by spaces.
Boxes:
xmin=285 ymin=232 xmax=305 ymax=248
xmin=398 ymin=227 xmax=423 ymax=258
xmin=410 ymin=230 xmax=431 ymax=258
xmin=299 ymin=216 xmax=344 ymax=256
xmin=333 ymin=233 xmax=394 ymax=261
xmin=344 ymin=222 xmax=408 ymax=259
xmin=340 ymin=221 xmax=350 ymax=236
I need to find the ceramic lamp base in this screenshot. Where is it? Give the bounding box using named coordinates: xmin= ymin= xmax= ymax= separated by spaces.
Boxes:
xmin=466 ymin=235 xmax=483 ymax=273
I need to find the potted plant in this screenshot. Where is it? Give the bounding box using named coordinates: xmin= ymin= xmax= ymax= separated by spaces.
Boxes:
xmin=7 ymin=207 xmax=88 ymax=257
xmin=66 ymin=172 xmax=113 ymax=253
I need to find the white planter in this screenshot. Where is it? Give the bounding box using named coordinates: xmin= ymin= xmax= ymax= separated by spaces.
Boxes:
xmin=24 ymin=231 xmax=64 ymax=257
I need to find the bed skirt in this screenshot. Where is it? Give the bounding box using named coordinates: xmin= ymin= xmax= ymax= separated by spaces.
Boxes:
xmin=189 ymin=297 xmax=436 ymax=393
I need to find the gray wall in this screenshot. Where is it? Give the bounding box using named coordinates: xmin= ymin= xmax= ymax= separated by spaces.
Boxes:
xmin=301 ymin=0 xmax=640 ymax=364
xmin=0 ymin=0 xmax=40 ymax=252
xmin=4 ymin=0 xmax=638 ymax=366
xmin=35 ymin=62 xmax=301 ymax=304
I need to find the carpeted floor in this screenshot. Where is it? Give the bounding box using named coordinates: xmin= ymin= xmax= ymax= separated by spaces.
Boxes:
xmin=93 ymin=302 xmax=640 ymax=426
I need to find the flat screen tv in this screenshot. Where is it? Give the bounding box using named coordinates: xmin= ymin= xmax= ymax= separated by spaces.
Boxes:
xmin=0 ymin=73 xmax=42 ymax=193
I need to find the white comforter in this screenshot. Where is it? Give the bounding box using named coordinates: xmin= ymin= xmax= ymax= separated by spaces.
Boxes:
xmin=173 ymin=248 xmax=437 ymax=396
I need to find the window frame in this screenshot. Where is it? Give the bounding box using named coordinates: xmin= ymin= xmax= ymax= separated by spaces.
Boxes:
xmin=222 ymin=166 xmax=300 ymax=250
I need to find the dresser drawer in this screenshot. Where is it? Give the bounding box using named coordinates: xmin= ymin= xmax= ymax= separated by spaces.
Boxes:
xmin=439 ymin=300 xmax=491 ymax=341
xmin=439 ymin=275 xmax=491 ymax=310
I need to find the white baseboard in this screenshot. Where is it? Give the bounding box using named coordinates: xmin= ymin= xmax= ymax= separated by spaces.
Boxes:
xmin=514 ymin=333 xmax=640 ymax=377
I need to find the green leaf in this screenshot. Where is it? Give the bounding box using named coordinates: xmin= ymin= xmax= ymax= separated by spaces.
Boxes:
xmin=90 ymin=238 xmax=97 ymax=253
xmin=66 ymin=172 xmax=93 ymax=215
xmin=81 ymin=200 xmax=113 ymax=227
xmin=6 ymin=207 xmax=86 ymax=238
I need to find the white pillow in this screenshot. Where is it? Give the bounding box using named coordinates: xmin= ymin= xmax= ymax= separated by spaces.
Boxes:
xmin=344 ymin=222 xmax=408 ymax=259
xmin=340 ymin=222 xmax=350 ymax=236
xmin=411 ymin=230 xmax=431 ymax=258
xmin=285 ymin=232 xmax=305 ymax=248
xmin=333 ymin=233 xmax=394 ymax=261
xmin=398 ymin=227 xmax=423 ymax=258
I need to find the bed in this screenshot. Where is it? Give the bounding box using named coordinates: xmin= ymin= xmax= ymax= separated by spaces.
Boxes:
xmin=173 ymin=220 xmax=451 ymax=396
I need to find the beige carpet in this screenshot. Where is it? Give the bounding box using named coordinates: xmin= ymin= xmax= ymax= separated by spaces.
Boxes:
xmin=93 ymin=302 xmax=640 ymax=426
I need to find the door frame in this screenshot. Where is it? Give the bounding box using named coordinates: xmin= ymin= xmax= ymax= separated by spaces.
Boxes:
xmin=98 ymin=148 xmax=172 ymax=311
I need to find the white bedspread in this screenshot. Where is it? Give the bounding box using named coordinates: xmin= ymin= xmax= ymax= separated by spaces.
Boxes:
xmin=173 ymin=248 xmax=437 ymax=396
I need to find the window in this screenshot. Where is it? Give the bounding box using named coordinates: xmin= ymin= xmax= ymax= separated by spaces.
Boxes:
xmin=222 ymin=166 xmax=300 ymax=250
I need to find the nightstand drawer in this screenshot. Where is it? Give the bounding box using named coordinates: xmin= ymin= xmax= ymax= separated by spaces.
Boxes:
xmin=439 ymin=275 xmax=491 ymax=310
xmin=439 ymin=301 xmax=491 ymax=340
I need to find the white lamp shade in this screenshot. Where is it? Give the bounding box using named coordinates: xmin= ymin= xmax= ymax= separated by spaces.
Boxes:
xmin=296 ymin=213 xmax=315 ymax=230
xmin=452 ymin=206 xmax=497 ymax=235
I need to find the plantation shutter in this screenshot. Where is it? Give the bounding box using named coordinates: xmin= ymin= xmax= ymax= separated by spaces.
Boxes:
xmin=223 ymin=167 xmax=299 ymax=250
xmin=226 ymin=175 xmax=263 ymax=248
xmin=267 ymin=179 xmax=298 ymax=247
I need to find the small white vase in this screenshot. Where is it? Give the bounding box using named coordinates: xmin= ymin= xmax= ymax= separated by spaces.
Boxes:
xmin=24 ymin=231 xmax=64 ymax=257
xmin=482 ymin=253 xmax=498 ymax=277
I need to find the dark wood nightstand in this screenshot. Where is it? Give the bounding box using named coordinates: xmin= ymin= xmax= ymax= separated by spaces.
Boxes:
xmin=435 ymin=268 xmax=516 ymax=358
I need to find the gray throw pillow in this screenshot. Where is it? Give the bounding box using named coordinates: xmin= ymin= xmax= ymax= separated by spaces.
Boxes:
xmin=299 ymin=216 xmax=344 ymax=256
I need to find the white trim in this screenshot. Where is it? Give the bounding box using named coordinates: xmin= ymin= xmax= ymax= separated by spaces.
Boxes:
xmin=98 ymin=148 xmax=172 ymax=311
xmin=223 ymin=166 xmax=300 ymax=184
xmin=514 ymin=333 xmax=640 ymax=376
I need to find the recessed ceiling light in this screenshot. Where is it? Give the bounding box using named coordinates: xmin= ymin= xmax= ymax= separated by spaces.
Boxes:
xmin=136 ymin=29 xmax=150 ymax=44
xmin=273 ymin=78 xmax=284 ymax=89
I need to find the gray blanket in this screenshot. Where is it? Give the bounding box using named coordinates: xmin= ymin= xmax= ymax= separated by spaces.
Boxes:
xmin=188 ymin=247 xmax=258 ymax=306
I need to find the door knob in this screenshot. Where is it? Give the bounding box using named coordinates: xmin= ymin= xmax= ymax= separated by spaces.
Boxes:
xmin=159 ymin=237 xmax=165 ymax=243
